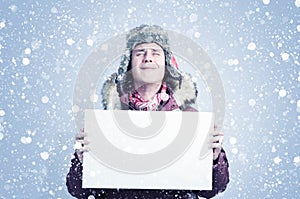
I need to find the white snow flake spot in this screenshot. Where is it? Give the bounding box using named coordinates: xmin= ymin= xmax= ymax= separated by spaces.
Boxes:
xmin=40 ymin=152 xmax=49 ymax=160
xmin=9 ymin=5 xmax=18 ymax=12
xmin=228 ymin=59 xmax=239 ymax=66
xmin=49 ymin=190 xmax=54 ymax=196
xmin=62 ymin=145 xmax=67 ymax=150
xmin=21 ymin=136 xmax=32 ymax=144
xmin=297 ymin=25 xmax=300 ymax=32
xmin=65 ymin=49 xmax=69 ymax=56
xmin=281 ymin=52 xmax=289 ymax=61
xmin=0 ymin=132 xmax=3 ymax=140
xmin=274 ymin=156 xmax=282 ymax=164
xmin=269 ymin=52 xmax=274 ymax=57
xmin=101 ymin=44 xmax=108 ymax=51
xmin=0 ymin=109 xmax=5 ymax=116
xmin=248 ymin=99 xmax=256 ymax=106
xmin=194 ymin=32 xmax=201 ymax=38
xmin=278 ymin=89 xmax=287 ymax=97
xmin=67 ymin=38 xmax=75 ymax=46
xmin=247 ymin=42 xmax=256 ymax=50
xmin=23 ymin=76 xmax=28 ymax=84
xmin=229 ymin=137 xmax=237 ymax=145
xmin=297 ymin=100 xmax=300 ymax=108
xmin=294 ymin=156 xmax=300 ymax=166
xmin=22 ymin=58 xmax=30 ymax=65
xmin=262 ymin=0 xmax=270 ymax=5
xmin=87 ymin=39 xmax=94 ymax=46
xmin=41 ymin=96 xmax=49 ymax=104
xmin=72 ymin=105 xmax=80 ymax=113
xmin=233 ymin=59 xmax=239 ymax=65
xmin=11 ymin=57 xmax=17 ymax=66
xmin=232 ymin=148 xmax=238 ymax=154
xmin=24 ymin=48 xmax=31 ymax=54
xmin=295 ymin=0 xmax=300 ymax=7
xmin=51 ymin=6 xmax=58 ymax=14
xmin=90 ymin=94 xmax=99 ymax=103
xmin=0 ymin=21 xmax=5 ymax=29
xmin=189 ymin=13 xmax=198 ymax=23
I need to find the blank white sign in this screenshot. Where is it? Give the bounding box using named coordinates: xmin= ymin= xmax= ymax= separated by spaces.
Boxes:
xmin=83 ymin=110 xmax=213 ymax=190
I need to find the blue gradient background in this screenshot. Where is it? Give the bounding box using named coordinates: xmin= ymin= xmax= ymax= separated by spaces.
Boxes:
xmin=0 ymin=0 xmax=299 ymax=198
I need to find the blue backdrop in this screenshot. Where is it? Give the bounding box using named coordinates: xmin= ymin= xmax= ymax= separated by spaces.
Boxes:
xmin=0 ymin=0 xmax=299 ymax=198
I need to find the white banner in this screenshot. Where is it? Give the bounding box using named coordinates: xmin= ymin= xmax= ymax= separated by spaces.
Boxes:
xmin=83 ymin=110 xmax=213 ymax=190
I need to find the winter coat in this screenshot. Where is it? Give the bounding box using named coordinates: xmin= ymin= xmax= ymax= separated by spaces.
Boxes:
xmin=66 ymin=73 xmax=229 ymax=198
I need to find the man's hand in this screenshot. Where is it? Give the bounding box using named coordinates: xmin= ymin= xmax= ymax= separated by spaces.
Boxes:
xmin=210 ymin=124 xmax=224 ymax=161
xmin=74 ymin=128 xmax=89 ymax=163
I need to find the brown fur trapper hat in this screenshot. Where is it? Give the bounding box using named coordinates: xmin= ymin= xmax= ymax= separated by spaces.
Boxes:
xmin=116 ymin=24 xmax=182 ymax=85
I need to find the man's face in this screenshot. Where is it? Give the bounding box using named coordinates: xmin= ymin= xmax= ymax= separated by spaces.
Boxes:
xmin=131 ymin=43 xmax=165 ymax=88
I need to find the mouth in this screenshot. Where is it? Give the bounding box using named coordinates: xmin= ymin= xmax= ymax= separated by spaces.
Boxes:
xmin=140 ymin=64 xmax=158 ymax=69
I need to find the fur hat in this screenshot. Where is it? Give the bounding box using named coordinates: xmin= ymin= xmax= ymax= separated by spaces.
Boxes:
xmin=116 ymin=24 xmax=182 ymax=86
xmin=101 ymin=25 xmax=198 ymax=110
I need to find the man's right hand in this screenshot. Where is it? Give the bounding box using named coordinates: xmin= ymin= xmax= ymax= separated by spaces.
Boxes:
xmin=74 ymin=128 xmax=89 ymax=163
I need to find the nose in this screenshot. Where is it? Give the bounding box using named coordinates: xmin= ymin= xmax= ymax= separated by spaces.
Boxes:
xmin=143 ymin=51 xmax=153 ymax=63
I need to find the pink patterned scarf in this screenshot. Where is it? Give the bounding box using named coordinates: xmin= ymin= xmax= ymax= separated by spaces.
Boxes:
xmin=122 ymin=83 xmax=170 ymax=111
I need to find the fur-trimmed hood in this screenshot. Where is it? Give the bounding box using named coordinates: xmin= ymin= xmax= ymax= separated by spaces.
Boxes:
xmin=101 ymin=72 xmax=198 ymax=110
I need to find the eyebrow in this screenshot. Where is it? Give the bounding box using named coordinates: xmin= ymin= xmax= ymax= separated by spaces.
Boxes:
xmin=133 ymin=48 xmax=163 ymax=53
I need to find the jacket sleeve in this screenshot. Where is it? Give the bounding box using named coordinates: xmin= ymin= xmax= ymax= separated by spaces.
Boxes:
xmin=66 ymin=153 xmax=106 ymax=199
xmin=196 ymin=149 xmax=229 ymax=198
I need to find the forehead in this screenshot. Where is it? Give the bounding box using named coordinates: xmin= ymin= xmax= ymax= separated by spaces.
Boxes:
xmin=133 ymin=43 xmax=163 ymax=51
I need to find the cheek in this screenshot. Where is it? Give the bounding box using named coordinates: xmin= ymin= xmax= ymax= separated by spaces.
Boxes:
xmin=156 ymin=57 xmax=165 ymax=67
xmin=131 ymin=57 xmax=142 ymax=68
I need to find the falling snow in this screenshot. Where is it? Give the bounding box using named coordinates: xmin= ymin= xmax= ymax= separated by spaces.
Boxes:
xmin=72 ymin=105 xmax=80 ymax=113
xmin=86 ymin=39 xmax=94 ymax=46
xmin=24 ymin=48 xmax=31 ymax=55
xmin=247 ymin=42 xmax=256 ymax=50
xmin=67 ymin=38 xmax=75 ymax=46
xmin=0 ymin=109 xmax=5 ymax=116
xmin=229 ymin=137 xmax=237 ymax=145
xmin=0 ymin=1 xmax=299 ymax=198
xmin=278 ymin=89 xmax=287 ymax=97
xmin=40 ymin=152 xmax=49 ymax=160
xmin=0 ymin=21 xmax=5 ymax=29
xmin=274 ymin=156 xmax=282 ymax=164
xmin=281 ymin=52 xmax=290 ymax=61
xmin=248 ymin=99 xmax=256 ymax=107
xmin=22 ymin=57 xmax=30 ymax=65
xmin=41 ymin=96 xmax=49 ymax=104
xmin=262 ymin=0 xmax=271 ymax=5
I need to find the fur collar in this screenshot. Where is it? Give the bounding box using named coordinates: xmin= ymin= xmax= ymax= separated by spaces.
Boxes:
xmin=101 ymin=73 xmax=197 ymax=110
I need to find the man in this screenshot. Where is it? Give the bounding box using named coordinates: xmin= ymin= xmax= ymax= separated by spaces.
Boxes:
xmin=66 ymin=24 xmax=229 ymax=198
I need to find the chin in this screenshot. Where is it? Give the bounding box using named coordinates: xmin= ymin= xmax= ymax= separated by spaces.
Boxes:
xmin=135 ymin=79 xmax=163 ymax=87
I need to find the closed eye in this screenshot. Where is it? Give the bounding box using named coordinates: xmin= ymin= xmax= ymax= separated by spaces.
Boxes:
xmin=135 ymin=52 xmax=145 ymax=56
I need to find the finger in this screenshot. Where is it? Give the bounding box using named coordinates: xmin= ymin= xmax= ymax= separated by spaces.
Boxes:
xmin=75 ymin=139 xmax=90 ymax=145
xmin=75 ymin=147 xmax=90 ymax=154
xmin=74 ymin=140 xmax=90 ymax=150
xmin=211 ymin=142 xmax=222 ymax=149
xmin=210 ymin=135 xmax=224 ymax=143
xmin=212 ymin=131 xmax=224 ymax=137
xmin=75 ymin=132 xmax=87 ymax=140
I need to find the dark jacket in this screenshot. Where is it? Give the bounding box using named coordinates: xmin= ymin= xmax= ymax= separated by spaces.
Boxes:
xmin=66 ymin=73 xmax=229 ymax=198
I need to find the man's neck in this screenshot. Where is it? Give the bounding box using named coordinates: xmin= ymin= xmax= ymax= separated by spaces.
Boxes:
xmin=134 ymin=82 xmax=162 ymax=101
